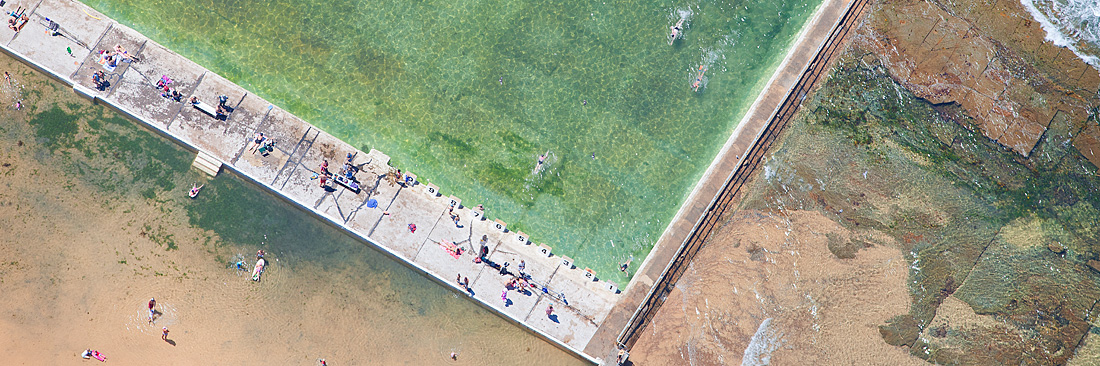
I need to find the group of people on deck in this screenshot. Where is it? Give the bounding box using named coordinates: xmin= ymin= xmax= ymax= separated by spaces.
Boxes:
xmin=7 ymin=7 xmax=27 ymax=32
xmin=316 ymin=153 xmax=362 ymax=192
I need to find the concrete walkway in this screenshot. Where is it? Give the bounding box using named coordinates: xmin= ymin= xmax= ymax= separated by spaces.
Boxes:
xmin=2 ymin=0 xmax=616 ymax=362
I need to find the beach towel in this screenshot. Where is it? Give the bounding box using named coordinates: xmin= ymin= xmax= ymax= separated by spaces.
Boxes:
xmin=97 ymin=55 xmax=117 ymax=72
xmin=438 ymin=240 xmax=462 ymax=259
xmin=82 ymin=349 xmax=106 ymax=361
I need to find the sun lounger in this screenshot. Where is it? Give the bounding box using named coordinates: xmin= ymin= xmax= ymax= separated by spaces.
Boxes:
xmin=192 ymin=100 xmax=217 ymax=117
xmin=438 ymin=240 xmax=463 ymax=259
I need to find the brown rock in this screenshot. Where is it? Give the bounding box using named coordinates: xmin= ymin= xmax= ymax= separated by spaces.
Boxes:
xmin=1047 ymin=242 xmax=1065 ymax=254
xmin=858 ymin=0 xmax=1097 ymax=157
xmin=1088 ymin=260 xmax=1100 ymax=273
xmin=1074 ymin=124 xmax=1100 ymax=171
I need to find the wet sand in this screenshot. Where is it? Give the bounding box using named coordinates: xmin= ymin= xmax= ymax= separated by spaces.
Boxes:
xmin=0 ymin=54 xmax=587 ymax=365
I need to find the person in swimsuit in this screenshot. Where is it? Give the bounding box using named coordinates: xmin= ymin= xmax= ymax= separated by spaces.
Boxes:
xmin=620 ymin=255 xmax=633 ymax=272
xmin=114 ymin=45 xmax=139 ymax=62
xmin=669 ymin=18 xmax=685 ymax=45
xmin=189 ymin=184 xmax=203 ymax=198
xmin=692 ymin=65 xmax=707 ymax=91
xmin=248 ymin=132 xmax=265 ymax=153
xmin=534 ymin=153 xmax=547 ymax=174
xmin=148 ymin=298 xmax=156 ymax=322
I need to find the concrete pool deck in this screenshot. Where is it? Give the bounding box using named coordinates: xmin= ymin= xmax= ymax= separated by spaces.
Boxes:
xmin=1 ymin=0 xmax=856 ymax=363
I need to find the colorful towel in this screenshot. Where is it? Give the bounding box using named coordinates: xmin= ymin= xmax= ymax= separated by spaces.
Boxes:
xmin=97 ymin=55 xmax=117 ymax=72
xmin=438 ymin=240 xmax=462 ymax=259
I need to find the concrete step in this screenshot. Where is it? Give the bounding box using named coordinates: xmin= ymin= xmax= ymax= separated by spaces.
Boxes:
xmin=192 ymin=150 xmax=222 ymax=177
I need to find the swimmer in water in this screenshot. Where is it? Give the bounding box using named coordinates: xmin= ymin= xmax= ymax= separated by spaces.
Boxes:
xmin=189 ymin=183 xmax=203 ymax=198
xmin=692 ymin=65 xmax=707 ymax=92
xmin=669 ymin=18 xmax=685 ymax=45
xmin=534 ymin=152 xmax=548 ymax=174
xmin=620 ymin=255 xmax=634 ymax=272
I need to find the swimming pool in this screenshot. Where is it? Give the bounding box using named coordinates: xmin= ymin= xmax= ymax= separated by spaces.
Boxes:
xmin=83 ymin=0 xmax=823 ymax=283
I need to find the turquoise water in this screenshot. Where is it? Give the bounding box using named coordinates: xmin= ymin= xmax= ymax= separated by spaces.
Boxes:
xmin=85 ymin=0 xmax=822 ymax=282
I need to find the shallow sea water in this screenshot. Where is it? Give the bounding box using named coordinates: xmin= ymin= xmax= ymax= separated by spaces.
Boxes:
xmin=83 ymin=0 xmax=823 ymax=281
xmin=0 ymin=57 xmax=587 ymax=364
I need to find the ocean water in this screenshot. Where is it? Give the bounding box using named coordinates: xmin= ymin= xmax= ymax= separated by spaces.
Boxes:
xmin=1022 ymin=0 xmax=1100 ymax=68
xmin=83 ymin=0 xmax=823 ymax=282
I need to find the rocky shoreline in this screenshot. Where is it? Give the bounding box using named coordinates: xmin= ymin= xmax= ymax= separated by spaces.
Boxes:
xmin=628 ymin=0 xmax=1100 ymax=364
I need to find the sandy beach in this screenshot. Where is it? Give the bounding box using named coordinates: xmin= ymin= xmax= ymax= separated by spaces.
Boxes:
xmin=0 ymin=54 xmax=587 ymax=365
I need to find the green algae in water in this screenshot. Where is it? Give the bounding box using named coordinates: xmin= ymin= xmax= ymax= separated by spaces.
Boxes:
xmin=755 ymin=51 xmax=1100 ymax=364
xmin=83 ymin=0 xmax=823 ymax=281
xmin=6 ymin=64 xmax=585 ymax=365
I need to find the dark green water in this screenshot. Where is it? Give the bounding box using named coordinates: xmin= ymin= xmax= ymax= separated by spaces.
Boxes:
xmin=84 ymin=0 xmax=822 ymax=281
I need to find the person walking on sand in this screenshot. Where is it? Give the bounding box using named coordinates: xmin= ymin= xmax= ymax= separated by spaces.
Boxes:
xmin=318 ymin=358 xmax=327 ymax=366
xmin=546 ymin=304 xmax=554 ymax=317
xmin=147 ymin=298 xmax=156 ymax=322
xmin=161 ymin=327 xmax=169 ymax=340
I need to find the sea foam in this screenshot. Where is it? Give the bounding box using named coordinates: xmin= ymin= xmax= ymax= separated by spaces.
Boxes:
xmin=742 ymin=317 xmax=783 ymax=366
xmin=1020 ymin=0 xmax=1100 ymax=69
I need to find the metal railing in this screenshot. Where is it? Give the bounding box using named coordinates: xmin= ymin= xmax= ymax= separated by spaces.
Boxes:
xmin=616 ymin=0 xmax=872 ymax=350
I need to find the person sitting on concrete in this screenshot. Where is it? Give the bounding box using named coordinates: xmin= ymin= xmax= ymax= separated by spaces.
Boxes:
xmin=7 ymin=8 xmax=27 ymax=32
xmin=113 ymin=45 xmax=139 ymax=62
xmin=91 ymin=71 xmax=108 ymax=91
xmin=258 ymin=140 xmax=276 ymax=156
xmin=215 ymin=103 xmax=229 ymax=119
xmin=248 ymin=132 xmax=265 ymax=153
xmin=156 ymin=75 xmax=172 ymax=90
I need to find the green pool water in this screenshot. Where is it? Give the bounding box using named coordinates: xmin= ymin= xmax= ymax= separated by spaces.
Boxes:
xmin=84 ymin=0 xmax=823 ymax=282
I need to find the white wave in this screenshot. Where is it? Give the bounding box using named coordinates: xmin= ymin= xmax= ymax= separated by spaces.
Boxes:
xmin=742 ymin=317 xmax=784 ymax=366
xmin=1020 ymin=0 xmax=1100 ymax=69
